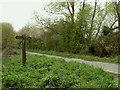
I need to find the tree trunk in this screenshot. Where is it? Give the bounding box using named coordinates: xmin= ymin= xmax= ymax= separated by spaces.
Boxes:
xmin=115 ymin=1 xmax=120 ymax=55
xmin=90 ymin=0 xmax=97 ymax=38
xmin=71 ymin=1 xmax=75 ymax=24
xmin=89 ymin=0 xmax=97 ymax=44
xmin=66 ymin=0 xmax=75 ymax=24
xmin=118 ymin=2 xmax=120 ymax=55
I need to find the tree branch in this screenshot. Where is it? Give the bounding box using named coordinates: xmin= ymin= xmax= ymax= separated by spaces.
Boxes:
xmin=89 ymin=0 xmax=97 ymax=40
xmin=110 ymin=19 xmax=118 ymax=28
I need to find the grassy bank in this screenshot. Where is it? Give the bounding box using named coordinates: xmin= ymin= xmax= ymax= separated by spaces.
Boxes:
xmin=28 ymin=49 xmax=119 ymax=63
xmin=2 ymin=54 xmax=118 ymax=88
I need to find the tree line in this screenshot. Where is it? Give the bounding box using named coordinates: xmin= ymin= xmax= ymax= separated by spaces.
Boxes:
xmin=1 ymin=0 xmax=120 ymax=57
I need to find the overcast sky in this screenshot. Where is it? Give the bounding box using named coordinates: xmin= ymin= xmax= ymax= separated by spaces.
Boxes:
xmin=0 ymin=0 xmax=115 ymax=31
xmin=1 ymin=1 xmax=50 ymax=31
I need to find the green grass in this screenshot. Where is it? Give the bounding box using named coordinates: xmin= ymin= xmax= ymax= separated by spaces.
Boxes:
xmin=2 ymin=54 xmax=118 ymax=88
xmin=28 ymin=49 xmax=119 ymax=63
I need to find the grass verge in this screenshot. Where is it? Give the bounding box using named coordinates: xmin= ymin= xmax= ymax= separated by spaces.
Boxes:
xmin=28 ymin=49 xmax=119 ymax=63
xmin=2 ymin=54 xmax=118 ymax=88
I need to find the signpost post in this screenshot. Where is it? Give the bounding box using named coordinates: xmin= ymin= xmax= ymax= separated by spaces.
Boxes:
xmin=15 ymin=34 xmax=31 ymax=65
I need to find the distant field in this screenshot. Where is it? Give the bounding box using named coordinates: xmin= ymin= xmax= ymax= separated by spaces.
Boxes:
xmin=29 ymin=49 xmax=119 ymax=63
xmin=2 ymin=54 xmax=118 ymax=88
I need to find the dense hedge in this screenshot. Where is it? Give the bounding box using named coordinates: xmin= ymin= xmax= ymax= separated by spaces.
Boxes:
xmin=89 ymin=32 xmax=119 ymax=57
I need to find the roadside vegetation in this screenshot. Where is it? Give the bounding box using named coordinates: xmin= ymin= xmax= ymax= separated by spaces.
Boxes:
xmin=1 ymin=1 xmax=120 ymax=89
xmin=29 ymin=49 xmax=119 ymax=63
xmin=1 ymin=1 xmax=120 ymax=60
xmin=17 ymin=1 xmax=119 ymax=59
xmin=2 ymin=54 xmax=118 ymax=88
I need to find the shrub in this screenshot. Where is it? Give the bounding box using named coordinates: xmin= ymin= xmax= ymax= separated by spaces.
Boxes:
xmin=3 ymin=47 xmax=19 ymax=56
xmin=89 ymin=32 xmax=119 ymax=57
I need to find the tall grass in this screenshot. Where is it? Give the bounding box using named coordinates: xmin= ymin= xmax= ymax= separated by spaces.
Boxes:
xmin=2 ymin=54 xmax=118 ymax=88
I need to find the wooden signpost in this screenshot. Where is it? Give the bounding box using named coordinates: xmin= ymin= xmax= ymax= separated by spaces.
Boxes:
xmin=15 ymin=34 xmax=31 ymax=65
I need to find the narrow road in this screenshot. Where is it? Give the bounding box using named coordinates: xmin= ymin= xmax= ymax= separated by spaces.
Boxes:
xmin=27 ymin=51 xmax=120 ymax=75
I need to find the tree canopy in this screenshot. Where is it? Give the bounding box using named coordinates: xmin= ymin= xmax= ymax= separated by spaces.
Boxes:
xmin=1 ymin=22 xmax=16 ymax=49
xmin=2 ymin=1 xmax=119 ymax=57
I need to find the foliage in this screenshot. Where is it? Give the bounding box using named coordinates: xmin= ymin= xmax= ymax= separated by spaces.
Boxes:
xmin=3 ymin=47 xmax=19 ymax=56
xmin=89 ymin=32 xmax=119 ymax=57
xmin=2 ymin=54 xmax=118 ymax=88
xmin=18 ymin=25 xmax=44 ymax=38
xmin=21 ymin=1 xmax=119 ymax=58
xmin=9 ymin=1 xmax=119 ymax=59
xmin=1 ymin=22 xmax=17 ymax=49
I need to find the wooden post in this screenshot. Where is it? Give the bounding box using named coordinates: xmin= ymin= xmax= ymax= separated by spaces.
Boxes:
xmin=15 ymin=34 xmax=31 ymax=65
xmin=22 ymin=34 xmax=26 ymax=65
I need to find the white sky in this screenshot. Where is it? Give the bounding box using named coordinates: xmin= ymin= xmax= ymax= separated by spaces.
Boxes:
xmin=0 ymin=0 xmax=116 ymax=31
xmin=1 ymin=2 xmax=50 ymax=31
